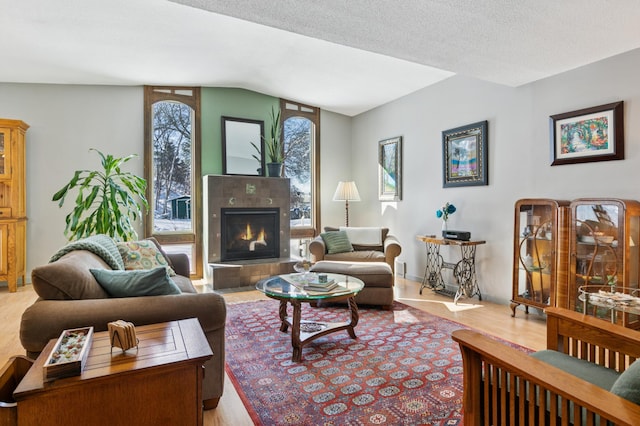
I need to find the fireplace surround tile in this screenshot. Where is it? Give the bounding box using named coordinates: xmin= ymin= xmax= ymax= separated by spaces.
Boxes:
xmin=204 ymin=175 xmax=295 ymax=289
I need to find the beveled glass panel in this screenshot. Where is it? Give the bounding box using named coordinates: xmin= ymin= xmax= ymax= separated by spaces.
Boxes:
xmin=0 ymin=133 xmax=5 ymax=175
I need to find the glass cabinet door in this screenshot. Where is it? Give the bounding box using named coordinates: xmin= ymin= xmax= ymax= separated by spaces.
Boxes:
xmin=511 ymin=199 xmax=569 ymax=317
xmin=0 ymin=129 xmax=6 ymax=177
xmin=570 ymin=199 xmax=640 ymax=327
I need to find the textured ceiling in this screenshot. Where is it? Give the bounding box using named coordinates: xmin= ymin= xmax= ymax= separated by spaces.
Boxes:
xmin=1 ymin=0 xmax=639 ymax=116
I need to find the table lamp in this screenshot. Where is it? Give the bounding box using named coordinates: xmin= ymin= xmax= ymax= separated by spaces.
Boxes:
xmin=333 ymin=181 xmax=360 ymax=226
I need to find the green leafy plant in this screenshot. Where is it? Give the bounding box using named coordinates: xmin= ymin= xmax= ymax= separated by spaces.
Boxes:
xmin=251 ymin=106 xmax=283 ymax=164
xmin=52 ymin=149 xmax=148 ymax=241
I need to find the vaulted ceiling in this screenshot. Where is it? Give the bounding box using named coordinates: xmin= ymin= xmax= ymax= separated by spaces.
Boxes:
xmin=2 ymin=0 xmax=639 ymax=116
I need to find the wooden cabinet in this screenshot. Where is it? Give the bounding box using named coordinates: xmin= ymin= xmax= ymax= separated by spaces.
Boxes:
xmin=0 ymin=119 xmax=29 ymax=292
xmin=511 ymin=199 xmax=570 ymax=316
xmin=14 ymin=319 xmax=212 ymax=426
xmin=568 ymin=198 xmax=640 ymax=327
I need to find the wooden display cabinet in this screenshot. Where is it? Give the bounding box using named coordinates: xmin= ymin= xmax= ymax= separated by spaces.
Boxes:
xmin=568 ymin=198 xmax=640 ymax=327
xmin=511 ymin=199 xmax=570 ymax=317
xmin=0 ymin=119 xmax=28 ymax=292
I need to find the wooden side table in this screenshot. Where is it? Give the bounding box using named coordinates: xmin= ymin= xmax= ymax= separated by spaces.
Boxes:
xmin=417 ymin=236 xmax=486 ymax=303
xmin=13 ymin=318 xmax=212 ymax=426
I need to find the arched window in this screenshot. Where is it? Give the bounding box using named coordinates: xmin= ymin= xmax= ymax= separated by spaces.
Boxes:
xmin=144 ymin=86 xmax=202 ymax=277
xmin=281 ymin=99 xmax=320 ymax=240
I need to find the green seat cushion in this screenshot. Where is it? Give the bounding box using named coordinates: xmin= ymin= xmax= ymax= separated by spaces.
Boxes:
xmin=531 ymin=350 xmax=620 ymax=390
xmin=610 ymin=359 xmax=640 ymax=404
xmin=320 ymin=230 xmax=354 ymax=254
xmin=90 ymin=267 xmax=181 ymax=298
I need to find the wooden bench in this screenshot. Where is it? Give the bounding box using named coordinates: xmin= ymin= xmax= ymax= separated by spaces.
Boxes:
xmin=452 ymin=307 xmax=640 ymax=425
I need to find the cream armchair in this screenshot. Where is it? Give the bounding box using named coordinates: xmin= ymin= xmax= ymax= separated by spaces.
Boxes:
xmin=309 ymin=226 xmax=401 ymax=273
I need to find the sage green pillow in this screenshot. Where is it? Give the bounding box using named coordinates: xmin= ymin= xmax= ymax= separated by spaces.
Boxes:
xmin=90 ymin=267 xmax=181 ymax=298
xmin=610 ymin=359 xmax=640 ymax=404
xmin=320 ymin=230 xmax=354 ymax=254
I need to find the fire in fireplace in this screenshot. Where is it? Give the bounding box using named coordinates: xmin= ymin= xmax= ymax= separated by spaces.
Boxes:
xmin=221 ymin=207 xmax=280 ymax=261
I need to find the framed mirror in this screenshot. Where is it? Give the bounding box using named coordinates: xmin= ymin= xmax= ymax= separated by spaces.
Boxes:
xmin=222 ymin=116 xmax=265 ymax=176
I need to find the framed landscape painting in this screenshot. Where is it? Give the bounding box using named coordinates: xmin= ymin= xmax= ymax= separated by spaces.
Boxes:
xmin=442 ymin=121 xmax=488 ymax=188
xmin=550 ymin=101 xmax=624 ymax=166
xmin=378 ymin=136 xmax=402 ymax=201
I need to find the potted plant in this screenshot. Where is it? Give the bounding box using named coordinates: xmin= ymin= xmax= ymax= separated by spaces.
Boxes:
xmin=52 ymin=148 xmax=149 ymax=241
xmin=252 ymin=106 xmax=283 ymax=177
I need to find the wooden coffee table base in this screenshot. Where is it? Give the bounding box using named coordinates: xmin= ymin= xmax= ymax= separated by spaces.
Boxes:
xmin=278 ymin=295 xmax=359 ymax=362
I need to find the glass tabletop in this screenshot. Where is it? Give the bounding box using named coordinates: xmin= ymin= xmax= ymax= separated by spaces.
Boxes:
xmin=256 ymin=272 xmax=365 ymax=300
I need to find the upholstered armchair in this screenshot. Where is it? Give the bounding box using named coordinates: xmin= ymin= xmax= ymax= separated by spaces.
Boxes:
xmin=309 ymin=226 xmax=401 ymax=273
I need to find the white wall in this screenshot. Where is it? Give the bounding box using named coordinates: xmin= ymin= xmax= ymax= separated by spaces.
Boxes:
xmin=0 ymin=83 xmax=144 ymax=274
xmin=318 ymin=110 xmax=353 ymax=227
xmin=350 ymin=48 xmax=640 ymax=304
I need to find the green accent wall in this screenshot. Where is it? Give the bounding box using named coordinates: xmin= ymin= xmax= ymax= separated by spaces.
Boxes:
xmin=201 ymin=87 xmax=279 ymax=176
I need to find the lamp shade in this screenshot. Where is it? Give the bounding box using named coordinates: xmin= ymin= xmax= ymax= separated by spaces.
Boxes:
xmin=333 ymin=181 xmax=361 ymax=202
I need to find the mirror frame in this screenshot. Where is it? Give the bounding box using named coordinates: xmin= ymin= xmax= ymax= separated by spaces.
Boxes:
xmin=221 ymin=116 xmax=265 ymax=176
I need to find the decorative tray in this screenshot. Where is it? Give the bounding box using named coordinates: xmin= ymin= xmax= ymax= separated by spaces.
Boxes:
xmin=578 ymin=286 xmax=640 ymax=315
xmin=578 ymin=235 xmax=616 ymax=245
xmin=43 ymin=326 xmax=94 ymax=382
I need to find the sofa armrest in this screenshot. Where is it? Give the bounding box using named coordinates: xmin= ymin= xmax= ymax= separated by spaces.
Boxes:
xmin=383 ymin=234 xmax=401 ymax=267
xmin=452 ymin=329 xmax=640 ymax=426
xmin=545 ymin=307 xmax=640 ymax=370
xmin=20 ymin=293 xmax=226 ymax=355
xmin=309 ymin=236 xmax=327 ymax=263
xmin=167 ymin=253 xmax=190 ymax=277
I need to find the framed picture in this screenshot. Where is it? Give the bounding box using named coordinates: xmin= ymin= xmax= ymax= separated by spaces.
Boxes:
xmin=378 ymin=136 xmax=402 ymax=201
xmin=550 ymin=101 xmax=624 ymax=166
xmin=442 ymin=121 xmax=488 ymax=188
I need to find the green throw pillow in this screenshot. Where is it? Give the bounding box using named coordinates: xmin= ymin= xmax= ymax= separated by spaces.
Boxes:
xmin=610 ymin=359 xmax=640 ymax=404
xmin=320 ymin=230 xmax=354 ymax=254
xmin=90 ymin=267 xmax=181 ymax=298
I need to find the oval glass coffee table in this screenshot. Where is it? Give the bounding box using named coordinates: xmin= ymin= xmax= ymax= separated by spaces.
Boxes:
xmin=256 ymin=272 xmax=365 ymax=362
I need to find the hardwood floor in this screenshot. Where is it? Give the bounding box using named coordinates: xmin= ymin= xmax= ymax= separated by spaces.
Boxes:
xmin=0 ymin=277 xmax=548 ymax=425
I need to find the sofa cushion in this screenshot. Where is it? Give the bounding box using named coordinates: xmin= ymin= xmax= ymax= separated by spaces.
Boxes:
xmin=324 ymin=250 xmax=386 ymax=263
xmin=320 ymin=230 xmax=354 ymax=254
xmin=31 ymin=250 xmax=110 ymax=300
xmin=531 ymin=350 xmax=620 ymax=390
xmin=171 ymin=274 xmax=197 ymax=293
xmin=340 ymin=226 xmax=382 ymax=245
xmin=117 ymin=240 xmax=176 ymax=276
xmin=90 ymin=267 xmax=182 ymax=298
xmin=610 ymin=359 xmax=640 ymax=404
xmin=325 ymin=226 xmax=388 ymax=251
xmin=311 ymin=261 xmax=393 ymax=288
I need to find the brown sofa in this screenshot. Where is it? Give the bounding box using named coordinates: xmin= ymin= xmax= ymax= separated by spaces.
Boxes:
xmin=20 ymin=245 xmax=226 ymax=410
xmin=309 ymin=226 xmax=401 ymax=273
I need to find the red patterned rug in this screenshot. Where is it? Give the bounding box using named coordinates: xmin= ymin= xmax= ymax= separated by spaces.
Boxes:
xmin=225 ymin=300 xmax=531 ymax=425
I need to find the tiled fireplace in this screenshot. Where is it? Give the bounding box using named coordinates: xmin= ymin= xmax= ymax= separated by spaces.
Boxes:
xmin=204 ymin=175 xmax=295 ymax=289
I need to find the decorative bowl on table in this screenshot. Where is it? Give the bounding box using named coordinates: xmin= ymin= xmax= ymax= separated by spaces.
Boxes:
xmin=293 ymin=260 xmax=311 ymax=274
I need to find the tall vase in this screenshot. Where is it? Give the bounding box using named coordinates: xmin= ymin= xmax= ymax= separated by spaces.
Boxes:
xmin=441 ymin=220 xmax=448 ymax=233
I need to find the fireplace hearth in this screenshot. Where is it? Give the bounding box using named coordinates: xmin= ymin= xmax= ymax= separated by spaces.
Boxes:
xmin=221 ymin=207 xmax=279 ymax=261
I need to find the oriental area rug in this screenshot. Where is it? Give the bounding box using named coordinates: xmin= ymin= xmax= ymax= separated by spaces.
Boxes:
xmin=225 ymin=300 xmax=530 ymax=425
